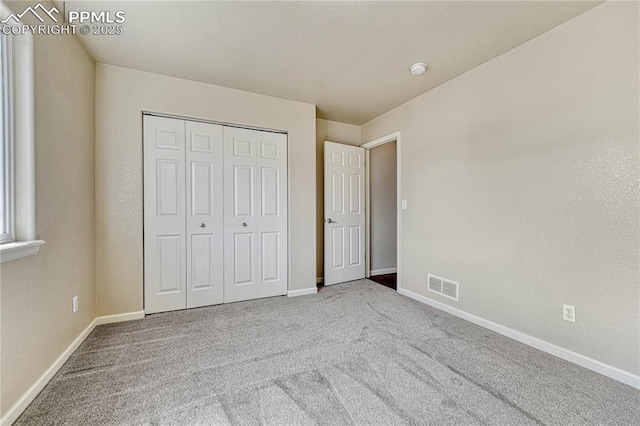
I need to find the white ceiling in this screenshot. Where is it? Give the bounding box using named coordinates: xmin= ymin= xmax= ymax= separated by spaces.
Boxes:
xmin=66 ymin=1 xmax=602 ymax=124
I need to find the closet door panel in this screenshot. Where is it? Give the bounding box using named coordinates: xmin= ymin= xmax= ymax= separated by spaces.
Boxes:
xmin=256 ymin=130 xmax=288 ymax=298
xmin=224 ymin=127 xmax=260 ymax=303
xmin=186 ymin=121 xmax=224 ymax=308
xmin=233 ymin=165 xmax=254 ymax=217
xmin=144 ymin=116 xmax=187 ymax=313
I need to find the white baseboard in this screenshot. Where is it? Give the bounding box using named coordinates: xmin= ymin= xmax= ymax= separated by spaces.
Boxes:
xmin=398 ymin=287 xmax=640 ymax=390
xmin=0 ymin=318 xmax=96 ymax=426
xmin=95 ymin=310 xmax=145 ymax=325
xmin=370 ymin=267 xmax=397 ymax=276
xmin=316 ymin=276 xmax=323 ymax=284
xmin=1 ymin=310 xmax=146 ymax=426
xmin=287 ymin=287 xmax=318 ymax=297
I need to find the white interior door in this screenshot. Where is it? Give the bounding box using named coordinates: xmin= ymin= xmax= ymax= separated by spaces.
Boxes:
xmin=224 ymin=127 xmax=288 ymax=302
xmin=186 ymin=121 xmax=224 ymax=308
xmin=324 ymin=141 xmax=365 ymax=285
xmin=144 ymin=116 xmax=187 ymax=313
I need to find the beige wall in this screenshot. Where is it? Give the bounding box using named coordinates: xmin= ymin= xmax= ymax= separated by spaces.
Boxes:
xmin=370 ymin=142 xmax=397 ymax=272
xmin=96 ymin=65 xmax=316 ymax=315
xmin=0 ymin=17 xmax=96 ymax=415
xmin=362 ymin=2 xmax=639 ymax=374
xmin=316 ymin=119 xmax=361 ymax=278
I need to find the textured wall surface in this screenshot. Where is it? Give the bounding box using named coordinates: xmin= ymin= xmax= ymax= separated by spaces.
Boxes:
xmin=316 ymin=119 xmax=361 ymax=278
xmin=362 ymin=2 xmax=639 ymax=374
xmin=0 ymin=10 xmax=96 ymax=415
xmin=96 ymin=65 xmax=316 ymax=315
xmin=370 ymin=142 xmax=397 ymax=271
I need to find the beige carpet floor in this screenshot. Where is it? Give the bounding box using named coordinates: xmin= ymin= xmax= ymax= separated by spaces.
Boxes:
xmin=16 ymin=279 xmax=640 ymax=425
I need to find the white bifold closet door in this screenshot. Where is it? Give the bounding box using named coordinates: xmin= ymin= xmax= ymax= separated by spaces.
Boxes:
xmin=144 ymin=115 xmax=287 ymax=314
xmin=223 ymin=127 xmax=288 ymax=303
xmin=144 ymin=116 xmax=224 ymax=314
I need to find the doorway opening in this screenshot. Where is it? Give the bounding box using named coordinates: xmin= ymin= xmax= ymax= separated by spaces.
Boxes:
xmin=362 ymin=132 xmax=400 ymax=291
xmin=366 ymin=141 xmax=397 ymax=290
xmin=322 ymin=131 xmax=401 ymax=291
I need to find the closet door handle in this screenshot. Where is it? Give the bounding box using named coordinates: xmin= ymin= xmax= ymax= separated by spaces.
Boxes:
xmin=242 ymin=222 xmax=248 ymax=227
xmin=200 ymin=223 xmax=206 ymax=228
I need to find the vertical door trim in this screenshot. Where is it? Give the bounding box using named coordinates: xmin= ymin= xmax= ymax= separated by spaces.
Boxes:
xmin=361 ymin=131 xmax=402 ymax=292
xmin=364 ymin=149 xmax=371 ymax=278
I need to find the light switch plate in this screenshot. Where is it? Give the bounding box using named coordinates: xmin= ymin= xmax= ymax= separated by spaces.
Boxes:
xmin=401 ymin=200 xmax=407 ymax=210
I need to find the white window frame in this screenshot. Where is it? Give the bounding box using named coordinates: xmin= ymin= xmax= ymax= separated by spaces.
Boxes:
xmin=1 ymin=31 xmax=15 ymax=244
xmin=0 ymin=6 xmax=44 ymax=262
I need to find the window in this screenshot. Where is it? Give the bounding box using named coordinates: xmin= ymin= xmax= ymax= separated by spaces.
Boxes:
xmin=0 ymin=24 xmax=43 ymax=262
xmin=1 ymin=32 xmax=15 ymax=244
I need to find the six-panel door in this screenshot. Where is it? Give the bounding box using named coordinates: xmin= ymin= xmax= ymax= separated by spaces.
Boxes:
xmin=323 ymin=141 xmax=365 ymax=286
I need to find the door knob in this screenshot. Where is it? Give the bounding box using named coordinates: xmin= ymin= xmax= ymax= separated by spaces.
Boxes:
xmin=327 ymin=218 xmax=336 ymax=224
xmin=200 ymin=223 xmax=206 ymax=228
xmin=242 ymin=222 xmax=248 ymax=227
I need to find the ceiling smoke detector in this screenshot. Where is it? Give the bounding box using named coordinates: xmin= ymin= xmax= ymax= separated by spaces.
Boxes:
xmin=410 ymin=63 xmax=427 ymax=75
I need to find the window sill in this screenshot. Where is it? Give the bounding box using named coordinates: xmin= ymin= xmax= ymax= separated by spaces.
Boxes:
xmin=0 ymin=240 xmax=45 ymax=263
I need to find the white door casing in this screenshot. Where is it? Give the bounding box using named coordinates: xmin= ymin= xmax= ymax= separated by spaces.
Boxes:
xmin=223 ymin=127 xmax=288 ymax=302
xmin=186 ymin=121 xmax=224 ymax=308
xmin=144 ymin=116 xmax=187 ymax=313
xmin=324 ymin=141 xmax=365 ymax=285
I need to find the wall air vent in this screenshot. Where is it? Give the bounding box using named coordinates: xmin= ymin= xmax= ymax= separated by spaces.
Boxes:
xmin=428 ymin=275 xmax=442 ymax=293
xmin=427 ymin=274 xmax=459 ymax=301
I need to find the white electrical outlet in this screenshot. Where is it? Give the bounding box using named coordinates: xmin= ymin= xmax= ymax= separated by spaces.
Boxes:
xmin=72 ymin=296 xmax=78 ymax=314
xmin=563 ymin=304 xmax=575 ymax=322
xmin=401 ymin=200 xmax=407 ymax=210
